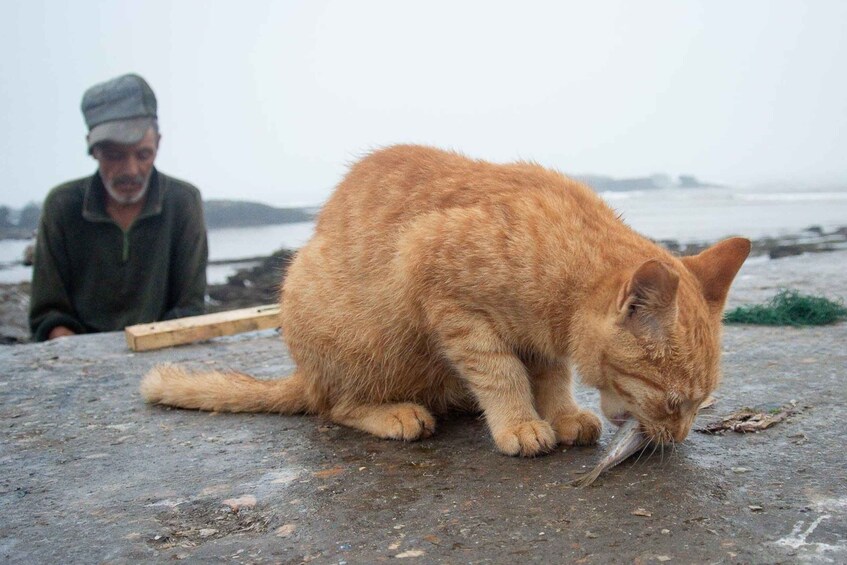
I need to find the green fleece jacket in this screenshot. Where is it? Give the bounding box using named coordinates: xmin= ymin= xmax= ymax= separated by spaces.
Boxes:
xmin=29 ymin=169 xmax=208 ymax=341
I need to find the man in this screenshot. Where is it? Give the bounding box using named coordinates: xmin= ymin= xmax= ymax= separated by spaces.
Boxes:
xmin=29 ymin=73 xmax=208 ymax=341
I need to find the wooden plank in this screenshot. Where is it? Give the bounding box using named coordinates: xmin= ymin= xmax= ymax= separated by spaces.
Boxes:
xmin=124 ymin=304 xmax=281 ymax=351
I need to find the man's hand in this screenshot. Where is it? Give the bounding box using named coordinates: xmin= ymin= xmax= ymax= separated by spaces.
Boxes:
xmin=48 ymin=326 xmax=76 ymax=339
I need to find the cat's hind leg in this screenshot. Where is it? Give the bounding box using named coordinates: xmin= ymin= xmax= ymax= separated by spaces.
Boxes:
xmin=530 ymin=359 xmax=602 ymax=446
xmin=329 ymin=402 xmax=436 ymax=441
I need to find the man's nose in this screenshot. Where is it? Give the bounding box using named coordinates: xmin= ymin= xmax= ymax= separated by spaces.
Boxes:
xmin=124 ymin=155 xmax=142 ymax=177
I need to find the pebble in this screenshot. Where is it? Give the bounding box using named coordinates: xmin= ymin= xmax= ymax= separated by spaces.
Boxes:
xmin=395 ymin=549 xmax=425 ymax=558
xmin=222 ymin=494 xmax=257 ymax=511
xmin=313 ymin=467 xmax=344 ymax=479
xmin=275 ymin=524 xmax=297 ymax=537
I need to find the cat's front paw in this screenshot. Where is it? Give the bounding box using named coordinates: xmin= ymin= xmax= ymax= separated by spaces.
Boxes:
xmin=493 ymin=420 xmax=557 ymax=457
xmin=551 ymin=409 xmax=602 ymax=446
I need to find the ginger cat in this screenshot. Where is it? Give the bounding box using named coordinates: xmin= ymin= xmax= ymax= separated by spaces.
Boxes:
xmin=141 ymin=145 xmax=750 ymax=456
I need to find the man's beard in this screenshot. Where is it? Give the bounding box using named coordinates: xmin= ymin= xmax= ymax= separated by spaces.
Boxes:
xmin=102 ymin=171 xmax=151 ymax=205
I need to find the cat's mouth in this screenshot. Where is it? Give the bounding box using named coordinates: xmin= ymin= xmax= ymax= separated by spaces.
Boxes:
xmin=609 ymin=412 xmax=632 ymax=427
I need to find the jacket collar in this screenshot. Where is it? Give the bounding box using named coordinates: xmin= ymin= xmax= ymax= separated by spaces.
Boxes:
xmin=82 ymin=168 xmax=165 ymax=223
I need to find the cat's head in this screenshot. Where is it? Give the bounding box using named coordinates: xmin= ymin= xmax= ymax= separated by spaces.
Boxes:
xmin=576 ymin=237 xmax=751 ymax=445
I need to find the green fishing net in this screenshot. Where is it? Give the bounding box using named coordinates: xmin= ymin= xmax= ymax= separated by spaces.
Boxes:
xmin=724 ymin=289 xmax=847 ymax=326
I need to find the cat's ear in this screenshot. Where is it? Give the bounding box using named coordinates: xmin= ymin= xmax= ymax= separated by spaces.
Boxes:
xmin=681 ymin=237 xmax=751 ymax=311
xmin=616 ymin=259 xmax=679 ymax=341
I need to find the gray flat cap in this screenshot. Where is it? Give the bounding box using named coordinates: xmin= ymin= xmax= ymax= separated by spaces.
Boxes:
xmin=81 ymin=73 xmax=158 ymax=149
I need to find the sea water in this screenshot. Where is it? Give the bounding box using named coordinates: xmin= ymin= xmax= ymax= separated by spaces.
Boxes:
xmin=206 ymin=222 xmax=315 ymax=283
xmin=604 ymin=186 xmax=847 ymax=242
xmin=1 ymin=186 xmax=845 ymax=284
xmin=0 ymin=221 xmax=317 ymax=285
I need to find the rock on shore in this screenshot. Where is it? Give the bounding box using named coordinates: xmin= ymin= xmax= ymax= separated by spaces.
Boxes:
xmin=207 ymin=249 xmax=295 ymax=312
xmin=0 ymin=282 xmax=29 ymax=344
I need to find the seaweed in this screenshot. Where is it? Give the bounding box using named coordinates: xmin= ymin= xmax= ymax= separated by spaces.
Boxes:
xmin=724 ymin=289 xmax=847 ymax=326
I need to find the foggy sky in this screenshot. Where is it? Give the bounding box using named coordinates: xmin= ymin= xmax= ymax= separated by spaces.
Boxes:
xmin=1 ymin=0 xmax=845 ymax=209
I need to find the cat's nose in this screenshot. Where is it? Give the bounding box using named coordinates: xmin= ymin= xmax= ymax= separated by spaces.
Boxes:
xmin=670 ymin=418 xmax=693 ymax=442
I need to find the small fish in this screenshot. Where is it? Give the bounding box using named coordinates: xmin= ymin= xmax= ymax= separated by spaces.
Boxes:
xmin=568 ymin=419 xmax=650 ymax=487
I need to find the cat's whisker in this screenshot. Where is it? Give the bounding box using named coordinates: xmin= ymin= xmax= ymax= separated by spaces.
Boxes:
xmin=631 ymin=445 xmax=646 ymax=467
xmin=633 ymin=438 xmax=657 ymax=468
xmin=648 ymin=440 xmax=661 ymax=466
xmin=633 ymin=442 xmax=656 ymax=467
xmin=663 ymin=439 xmax=677 ymax=468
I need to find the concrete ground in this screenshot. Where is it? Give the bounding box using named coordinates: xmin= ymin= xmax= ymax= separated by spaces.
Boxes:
xmin=1 ymin=252 xmax=846 ymax=564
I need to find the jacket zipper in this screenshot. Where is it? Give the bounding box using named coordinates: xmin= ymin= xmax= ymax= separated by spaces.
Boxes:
xmin=122 ymin=230 xmax=130 ymax=262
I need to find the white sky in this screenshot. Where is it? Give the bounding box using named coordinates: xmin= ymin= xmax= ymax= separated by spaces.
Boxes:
xmin=1 ymin=0 xmax=845 ymax=209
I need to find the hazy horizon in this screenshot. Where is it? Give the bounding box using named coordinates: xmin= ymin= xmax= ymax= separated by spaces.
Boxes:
xmin=2 ymin=1 xmax=846 ymax=209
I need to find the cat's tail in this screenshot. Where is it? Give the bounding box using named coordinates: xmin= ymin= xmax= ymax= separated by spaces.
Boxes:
xmin=140 ymin=364 xmax=314 ymax=414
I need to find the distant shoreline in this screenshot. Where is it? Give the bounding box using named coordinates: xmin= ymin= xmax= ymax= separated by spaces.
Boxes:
xmin=2 ymin=223 xmax=846 ymax=274
xmin=0 ymin=227 xmax=35 ymax=241
xmin=0 ymin=199 xmax=318 ymax=241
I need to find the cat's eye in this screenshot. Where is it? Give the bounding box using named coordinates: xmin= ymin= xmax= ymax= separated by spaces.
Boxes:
xmin=664 ymin=394 xmax=684 ymax=415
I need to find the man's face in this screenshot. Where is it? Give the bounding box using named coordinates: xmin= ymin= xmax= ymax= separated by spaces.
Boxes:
xmin=92 ymin=128 xmax=160 ymax=205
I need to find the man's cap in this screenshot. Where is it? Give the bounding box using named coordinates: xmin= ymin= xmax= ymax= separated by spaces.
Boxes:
xmin=81 ymin=73 xmax=158 ymax=149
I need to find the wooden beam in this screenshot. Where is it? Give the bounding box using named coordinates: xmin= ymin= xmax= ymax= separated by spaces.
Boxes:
xmin=124 ymin=304 xmax=281 ymax=352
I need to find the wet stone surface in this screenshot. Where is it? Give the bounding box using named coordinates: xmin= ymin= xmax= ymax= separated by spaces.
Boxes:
xmin=1 ymin=252 xmax=846 ymax=564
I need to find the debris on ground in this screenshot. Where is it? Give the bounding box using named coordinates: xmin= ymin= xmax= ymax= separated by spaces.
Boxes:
xmin=696 ymin=402 xmax=799 ymax=434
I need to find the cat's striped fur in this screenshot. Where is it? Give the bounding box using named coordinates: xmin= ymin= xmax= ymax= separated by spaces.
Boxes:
xmin=141 ymin=145 xmax=750 ymax=456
